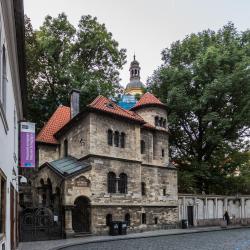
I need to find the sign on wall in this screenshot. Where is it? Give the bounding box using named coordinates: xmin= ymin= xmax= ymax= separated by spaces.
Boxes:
xmin=20 ymin=122 xmax=36 ymax=168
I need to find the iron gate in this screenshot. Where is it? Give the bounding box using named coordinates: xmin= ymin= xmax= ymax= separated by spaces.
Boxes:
xmin=20 ymin=207 xmax=63 ymax=241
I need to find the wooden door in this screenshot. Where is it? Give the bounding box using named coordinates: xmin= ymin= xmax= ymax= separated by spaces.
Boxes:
xmin=10 ymin=184 xmax=15 ymax=250
xmin=187 ymin=206 xmax=194 ymax=226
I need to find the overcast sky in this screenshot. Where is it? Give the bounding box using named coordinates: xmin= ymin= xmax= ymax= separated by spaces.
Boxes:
xmin=24 ymin=0 xmax=250 ymax=87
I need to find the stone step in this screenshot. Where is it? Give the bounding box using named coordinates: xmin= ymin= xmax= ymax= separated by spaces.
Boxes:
xmin=73 ymin=233 xmax=92 ymax=238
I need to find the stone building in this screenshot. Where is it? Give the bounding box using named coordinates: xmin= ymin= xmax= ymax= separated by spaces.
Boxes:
xmin=29 ymin=89 xmax=178 ymax=237
xmin=0 ymin=0 xmax=26 ymax=249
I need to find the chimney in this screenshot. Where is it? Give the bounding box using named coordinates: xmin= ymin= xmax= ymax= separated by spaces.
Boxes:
xmin=70 ymin=89 xmax=80 ymax=118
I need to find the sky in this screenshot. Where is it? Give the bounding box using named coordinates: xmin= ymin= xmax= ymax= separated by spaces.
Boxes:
xmin=24 ymin=0 xmax=250 ymax=87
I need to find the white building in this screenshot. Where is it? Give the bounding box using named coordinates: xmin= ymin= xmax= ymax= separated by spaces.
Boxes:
xmin=0 ymin=0 xmax=26 ymax=249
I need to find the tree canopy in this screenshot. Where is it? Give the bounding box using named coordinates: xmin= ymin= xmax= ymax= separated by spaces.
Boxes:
xmin=148 ymin=23 xmax=250 ymax=194
xmin=25 ymin=13 xmax=126 ymax=129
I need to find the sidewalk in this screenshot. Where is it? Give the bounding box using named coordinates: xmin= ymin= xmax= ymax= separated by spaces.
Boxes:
xmin=18 ymin=225 xmax=250 ymax=250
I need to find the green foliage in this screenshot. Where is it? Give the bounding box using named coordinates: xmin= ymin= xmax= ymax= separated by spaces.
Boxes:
xmin=148 ymin=23 xmax=250 ymax=194
xmin=25 ymin=14 xmax=126 ymax=129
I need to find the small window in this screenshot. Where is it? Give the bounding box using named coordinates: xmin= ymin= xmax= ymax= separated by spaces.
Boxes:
xmin=2 ymin=46 xmax=7 ymax=112
xmin=163 ymin=119 xmax=166 ymax=128
xmin=120 ymin=132 xmax=125 ymax=148
xmin=125 ymin=213 xmax=130 ymax=226
xmin=64 ymin=139 xmax=68 ymax=157
xmin=118 ymin=173 xmax=127 ymax=194
xmin=106 ymin=214 xmax=112 ymax=226
xmin=154 ymin=217 xmax=158 ymax=225
xmin=107 ymin=129 xmax=113 ymax=146
xmin=142 ymin=213 xmax=146 ymax=224
xmin=114 ymin=131 xmax=119 ymax=147
xmin=159 ymin=117 xmax=163 ymax=127
xmin=163 ymin=188 xmax=166 ymax=196
xmin=155 ymin=116 xmax=159 ymax=126
xmin=108 ymin=172 xmax=116 ymax=193
xmin=140 ymin=140 xmax=145 ymax=154
xmin=141 ymin=182 xmax=146 ymax=196
xmin=162 ymin=149 xmax=165 ymax=157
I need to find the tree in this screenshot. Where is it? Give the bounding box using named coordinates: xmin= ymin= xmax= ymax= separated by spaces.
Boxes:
xmin=25 ymin=13 xmax=126 ymax=129
xmin=148 ymin=23 xmax=250 ymax=194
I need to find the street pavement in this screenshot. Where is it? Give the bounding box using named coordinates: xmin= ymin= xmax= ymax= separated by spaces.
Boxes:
xmin=18 ymin=226 xmax=250 ymax=250
xmin=62 ymin=228 xmax=250 ymax=250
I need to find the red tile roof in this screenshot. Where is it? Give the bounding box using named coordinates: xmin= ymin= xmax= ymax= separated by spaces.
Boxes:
xmin=88 ymin=95 xmax=144 ymax=123
xmin=131 ymin=92 xmax=165 ymax=110
xmin=36 ymin=105 xmax=71 ymax=144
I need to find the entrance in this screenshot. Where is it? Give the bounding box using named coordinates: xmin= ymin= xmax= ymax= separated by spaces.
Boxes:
xmin=187 ymin=206 xmax=194 ymax=226
xmin=72 ymin=196 xmax=91 ymax=233
xmin=10 ymin=184 xmax=15 ymax=250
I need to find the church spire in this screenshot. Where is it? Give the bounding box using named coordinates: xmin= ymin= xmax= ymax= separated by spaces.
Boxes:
xmin=129 ymin=54 xmax=140 ymax=81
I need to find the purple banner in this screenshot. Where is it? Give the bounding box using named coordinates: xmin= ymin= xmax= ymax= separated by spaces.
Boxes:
xmin=20 ymin=122 xmax=35 ymax=168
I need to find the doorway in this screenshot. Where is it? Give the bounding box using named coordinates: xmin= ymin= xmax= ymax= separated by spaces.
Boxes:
xmin=72 ymin=196 xmax=91 ymax=233
xmin=187 ymin=206 xmax=194 ymax=226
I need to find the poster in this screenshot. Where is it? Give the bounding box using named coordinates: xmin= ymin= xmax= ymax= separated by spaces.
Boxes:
xmin=20 ymin=122 xmax=35 ymax=168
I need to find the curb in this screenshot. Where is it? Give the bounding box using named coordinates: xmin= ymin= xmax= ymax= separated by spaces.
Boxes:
xmin=50 ymin=226 xmax=250 ymax=250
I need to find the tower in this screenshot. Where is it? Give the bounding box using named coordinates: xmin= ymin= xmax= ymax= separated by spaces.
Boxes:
xmin=125 ymin=55 xmax=145 ymax=96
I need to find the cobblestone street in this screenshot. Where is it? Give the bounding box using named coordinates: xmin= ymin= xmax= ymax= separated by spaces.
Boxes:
xmin=61 ymin=228 xmax=250 ymax=250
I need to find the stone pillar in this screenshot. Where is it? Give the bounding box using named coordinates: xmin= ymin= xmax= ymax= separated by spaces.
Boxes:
xmin=65 ymin=206 xmax=74 ymax=238
xmin=183 ymin=196 xmax=186 ymax=219
xmin=224 ymin=198 xmax=228 ymax=212
xmin=215 ymin=198 xmax=218 ymax=218
xmin=241 ymin=198 xmax=245 ymax=219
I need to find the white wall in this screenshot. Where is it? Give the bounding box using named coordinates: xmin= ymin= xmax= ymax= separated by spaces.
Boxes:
xmin=0 ymin=0 xmax=23 ymax=249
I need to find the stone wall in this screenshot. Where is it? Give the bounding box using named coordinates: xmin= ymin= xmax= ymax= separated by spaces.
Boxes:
xmin=89 ymin=113 xmax=141 ymax=161
xmin=91 ymin=206 xmax=178 ymax=235
xmin=37 ymin=144 xmax=59 ymax=167
xmin=179 ymin=194 xmax=250 ymax=227
xmin=59 ymin=114 xmax=91 ymax=159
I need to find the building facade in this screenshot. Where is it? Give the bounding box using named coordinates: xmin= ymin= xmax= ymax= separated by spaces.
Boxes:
xmin=0 ymin=0 xmax=26 ymax=249
xmin=27 ymin=90 xmax=178 ymax=238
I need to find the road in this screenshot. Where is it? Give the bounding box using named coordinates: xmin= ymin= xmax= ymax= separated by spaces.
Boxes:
xmin=62 ymin=228 xmax=250 ymax=250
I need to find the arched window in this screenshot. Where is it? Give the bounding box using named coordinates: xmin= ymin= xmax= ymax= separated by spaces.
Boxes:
xmin=114 ymin=131 xmax=119 ymax=147
xmin=125 ymin=213 xmax=130 ymax=226
xmin=64 ymin=139 xmax=68 ymax=157
xmin=2 ymin=45 xmax=7 ymax=111
xmin=159 ymin=117 xmax=163 ymax=127
xmin=107 ymin=129 xmax=113 ymax=145
xmin=162 ymin=149 xmax=165 ymax=157
xmin=163 ymin=119 xmax=166 ymax=128
xmin=120 ymin=132 xmax=125 ymax=148
xmin=108 ymin=172 xmax=116 ymax=193
xmin=106 ymin=214 xmax=112 ymax=226
xmin=40 ymin=178 xmax=44 ymax=186
xmin=141 ymin=140 xmax=145 ymax=154
xmin=118 ymin=173 xmax=127 ymax=194
xmin=155 ymin=116 xmax=159 ymax=126
xmin=141 ymin=182 xmax=146 ymax=196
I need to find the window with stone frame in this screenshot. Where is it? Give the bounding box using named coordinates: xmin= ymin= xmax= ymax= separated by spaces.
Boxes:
xmin=140 ymin=140 xmax=145 ymax=154
xmin=154 ymin=217 xmax=158 ymax=224
xmin=141 ymin=213 xmax=146 ymax=224
xmin=1 ymin=45 xmax=7 ymax=112
xmin=118 ymin=173 xmax=127 ymax=194
xmin=163 ymin=119 xmax=166 ymax=128
xmin=107 ymin=172 xmax=116 ymax=193
xmin=0 ymin=172 xmax=6 ymax=234
xmin=162 ymin=149 xmax=165 ymax=157
xmin=106 ymin=214 xmax=112 ymax=226
xmin=114 ymin=131 xmax=119 ymax=147
xmin=107 ymin=129 xmax=113 ymax=146
xmin=125 ymin=213 xmax=130 ymax=226
xmin=155 ymin=116 xmax=159 ymax=126
xmin=120 ymin=132 xmax=125 ymax=148
xmin=64 ymin=139 xmax=68 ymax=157
xmin=163 ymin=188 xmax=166 ymax=196
xmin=141 ymin=182 xmax=146 ymax=196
